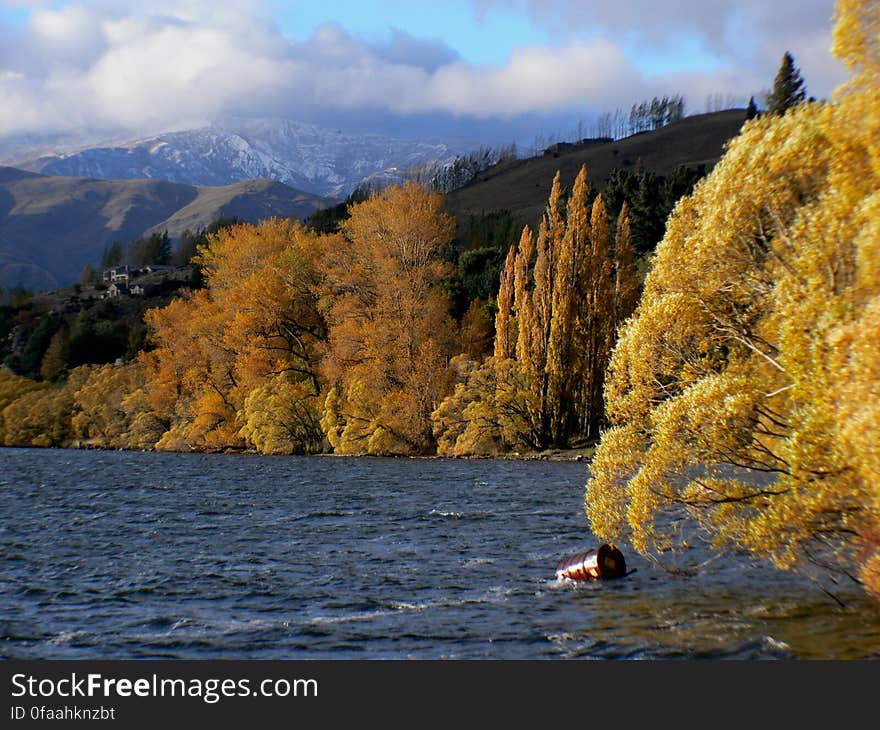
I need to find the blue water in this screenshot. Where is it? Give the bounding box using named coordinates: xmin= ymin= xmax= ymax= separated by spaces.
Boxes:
xmin=1 ymin=448 xmax=878 ymax=659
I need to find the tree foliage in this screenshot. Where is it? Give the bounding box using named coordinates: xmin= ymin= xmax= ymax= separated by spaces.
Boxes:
xmin=130 ymin=231 xmax=172 ymax=267
xmin=0 ymin=368 xmax=48 ymax=442
xmin=434 ymin=165 xmax=636 ymax=454
xmin=318 ymin=182 xmax=456 ymax=454
xmin=2 ymin=366 xmax=90 ymax=447
xmin=71 ymin=362 xmax=162 ymax=449
xmin=144 ymin=218 xmax=327 ymax=453
xmin=586 ymin=0 xmax=880 ymax=596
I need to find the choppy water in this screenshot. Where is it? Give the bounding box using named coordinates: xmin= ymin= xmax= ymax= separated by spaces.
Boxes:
xmin=1 ymin=448 xmax=878 ymax=659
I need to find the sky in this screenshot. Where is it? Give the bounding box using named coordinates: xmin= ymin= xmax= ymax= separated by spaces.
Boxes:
xmin=0 ymin=0 xmax=847 ymax=149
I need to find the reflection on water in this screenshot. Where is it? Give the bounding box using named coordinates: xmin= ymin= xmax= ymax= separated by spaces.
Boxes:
xmin=1 ymin=447 xmax=878 ymax=659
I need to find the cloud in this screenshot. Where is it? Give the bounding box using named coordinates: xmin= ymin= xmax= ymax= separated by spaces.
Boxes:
xmin=472 ymin=0 xmax=846 ymax=97
xmin=372 ymin=28 xmax=460 ymax=72
xmin=0 ymin=0 xmax=849 ymax=145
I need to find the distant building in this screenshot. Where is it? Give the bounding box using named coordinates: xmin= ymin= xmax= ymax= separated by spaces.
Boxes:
xmin=105 ymin=282 xmax=128 ymax=298
xmin=103 ymin=265 xmax=131 ymax=284
xmin=543 ymin=142 xmax=573 ymax=156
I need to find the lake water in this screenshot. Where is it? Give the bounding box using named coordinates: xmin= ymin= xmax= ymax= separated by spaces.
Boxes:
xmin=1 ymin=448 xmax=878 ymax=659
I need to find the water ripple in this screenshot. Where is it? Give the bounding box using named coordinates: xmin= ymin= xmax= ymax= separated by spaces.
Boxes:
xmin=1 ymin=447 xmax=878 ymax=659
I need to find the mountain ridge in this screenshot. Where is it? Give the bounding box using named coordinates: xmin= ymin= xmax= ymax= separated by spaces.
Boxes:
xmin=13 ymin=118 xmax=462 ymax=198
xmin=0 ymin=168 xmax=328 ymax=292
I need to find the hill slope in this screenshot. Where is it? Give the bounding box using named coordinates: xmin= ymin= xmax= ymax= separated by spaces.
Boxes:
xmin=0 ymin=168 xmax=328 ymax=291
xmin=445 ymin=110 xmax=747 ymax=229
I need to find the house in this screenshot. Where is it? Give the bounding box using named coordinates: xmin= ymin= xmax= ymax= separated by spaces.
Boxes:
xmin=103 ymin=265 xmax=131 ymax=284
xmin=543 ymin=142 xmax=573 ymax=156
xmin=105 ymin=282 xmax=128 ymax=298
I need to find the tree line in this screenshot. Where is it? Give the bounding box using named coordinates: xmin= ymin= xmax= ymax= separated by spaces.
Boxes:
xmin=0 ymin=171 xmax=637 ymax=457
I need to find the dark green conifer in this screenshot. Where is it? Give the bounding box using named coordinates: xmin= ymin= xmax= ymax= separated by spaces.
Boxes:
xmin=745 ymin=96 xmax=759 ymax=120
xmin=767 ymin=52 xmax=807 ymax=115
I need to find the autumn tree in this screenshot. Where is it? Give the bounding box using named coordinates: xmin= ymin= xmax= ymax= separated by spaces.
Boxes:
xmin=458 ymin=298 xmax=494 ymax=359
xmin=0 ymin=369 xmax=47 ymax=443
xmin=39 ymin=324 xmax=70 ymax=382
xmin=613 ymin=202 xmax=640 ymax=329
xmin=586 ymin=0 xmax=880 ymax=597
xmin=71 ymin=362 xmax=163 ymax=449
xmin=318 ymin=181 xmax=456 ymax=455
xmin=434 ymin=164 xmax=624 ymax=454
xmin=2 ymin=366 xmax=90 ymax=447
xmin=144 ymin=218 xmax=328 ymax=453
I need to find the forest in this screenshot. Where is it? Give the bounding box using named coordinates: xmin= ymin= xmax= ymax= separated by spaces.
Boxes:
xmin=0 ymin=0 xmax=877 ymax=597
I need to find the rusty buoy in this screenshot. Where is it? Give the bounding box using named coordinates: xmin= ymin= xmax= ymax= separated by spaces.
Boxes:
xmin=555 ymin=544 xmax=627 ymax=581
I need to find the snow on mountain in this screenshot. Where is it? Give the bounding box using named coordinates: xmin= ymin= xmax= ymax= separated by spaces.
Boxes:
xmin=19 ymin=118 xmax=463 ymax=198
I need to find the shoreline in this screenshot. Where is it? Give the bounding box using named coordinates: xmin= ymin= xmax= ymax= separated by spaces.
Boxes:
xmin=1 ymin=442 xmax=595 ymax=463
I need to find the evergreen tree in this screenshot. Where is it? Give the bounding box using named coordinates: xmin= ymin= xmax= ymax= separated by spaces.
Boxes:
xmin=767 ymin=52 xmax=807 ymax=115
xmin=130 ymin=231 xmax=172 ymax=267
xmin=78 ymin=264 xmax=96 ymax=287
xmin=745 ymin=96 xmax=759 ymax=120
xmin=100 ymin=242 xmax=124 ymax=270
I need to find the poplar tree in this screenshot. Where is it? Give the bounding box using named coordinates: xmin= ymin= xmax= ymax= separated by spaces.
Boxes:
xmin=613 ymin=202 xmax=639 ymax=331
xmin=434 ymin=164 xmax=622 ymax=453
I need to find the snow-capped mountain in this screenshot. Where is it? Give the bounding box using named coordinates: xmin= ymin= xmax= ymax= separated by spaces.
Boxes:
xmin=17 ymin=118 xmax=462 ymax=198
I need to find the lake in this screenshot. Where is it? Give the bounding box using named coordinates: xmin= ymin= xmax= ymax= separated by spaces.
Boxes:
xmin=1 ymin=448 xmax=878 ymax=659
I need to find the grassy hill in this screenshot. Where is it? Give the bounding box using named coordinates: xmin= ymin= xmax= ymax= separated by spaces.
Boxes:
xmin=0 ymin=168 xmax=330 ymax=292
xmin=445 ymin=109 xmax=747 ymax=231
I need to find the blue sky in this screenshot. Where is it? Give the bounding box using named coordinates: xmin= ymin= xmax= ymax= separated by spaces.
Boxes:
xmin=269 ymin=0 xmax=723 ymax=74
xmin=0 ymin=1 xmax=845 ymax=147
xmin=271 ymin=0 xmax=551 ymax=65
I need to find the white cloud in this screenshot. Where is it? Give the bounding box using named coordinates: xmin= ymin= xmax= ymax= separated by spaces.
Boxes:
xmin=473 ymin=0 xmax=847 ymax=97
xmin=0 ymin=0 xmax=850 ymax=142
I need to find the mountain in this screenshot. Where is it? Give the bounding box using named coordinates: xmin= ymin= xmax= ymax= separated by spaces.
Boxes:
xmin=0 ymin=167 xmax=328 ymax=292
xmin=14 ymin=118 xmax=460 ymax=198
xmin=445 ymin=109 xmax=748 ymax=230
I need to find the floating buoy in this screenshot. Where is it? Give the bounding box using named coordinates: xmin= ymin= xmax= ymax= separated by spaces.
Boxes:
xmin=555 ymin=543 xmax=627 ymax=581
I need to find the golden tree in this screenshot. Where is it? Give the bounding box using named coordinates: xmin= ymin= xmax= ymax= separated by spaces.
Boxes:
xmin=613 ymin=202 xmax=640 ymax=329
xmin=71 ymin=362 xmax=163 ymax=449
xmin=434 ymin=164 xmax=622 ymax=454
xmin=2 ymin=366 xmax=90 ymax=447
xmin=586 ymin=0 xmax=880 ymax=595
xmin=318 ymin=181 xmax=457 ymax=454
xmin=144 ymin=218 xmax=328 ymax=452
xmin=0 ymin=369 xmax=48 ymax=443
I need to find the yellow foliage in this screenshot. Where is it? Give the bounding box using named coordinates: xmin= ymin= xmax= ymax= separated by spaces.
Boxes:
xmin=2 ymin=366 xmax=91 ymax=447
xmin=0 ymin=369 xmax=48 ymax=442
xmin=435 ymin=163 xmax=626 ymax=453
xmin=318 ymin=182 xmax=456 ymax=454
xmin=71 ymin=361 xmax=159 ymax=449
xmin=586 ymin=1 xmax=880 ymax=594
xmin=144 ymin=218 xmax=327 ymax=453
xmin=239 ymin=374 xmax=324 ymax=454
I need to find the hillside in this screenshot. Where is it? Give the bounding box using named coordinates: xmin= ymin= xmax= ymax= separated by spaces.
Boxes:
xmin=445 ymin=109 xmax=747 ymax=230
xmin=0 ymin=168 xmax=328 ymax=292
